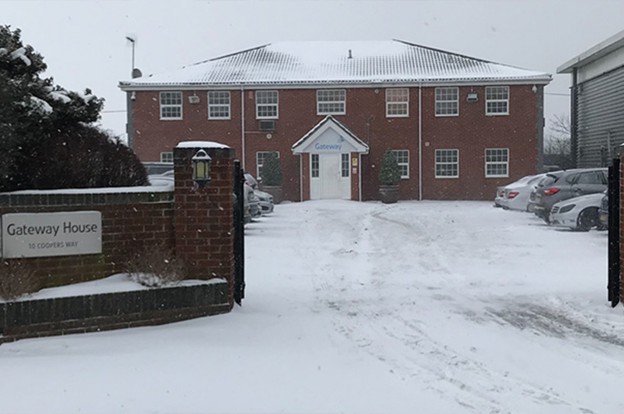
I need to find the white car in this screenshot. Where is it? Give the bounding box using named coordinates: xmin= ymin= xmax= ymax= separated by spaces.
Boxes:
xmin=549 ymin=192 xmax=606 ymax=231
xmin=495 ymin=174 xmax=545 ymax=211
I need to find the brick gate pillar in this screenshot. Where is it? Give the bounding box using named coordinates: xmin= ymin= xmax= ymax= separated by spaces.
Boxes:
xmin=173 ymin=141 xmax=236 ymax=306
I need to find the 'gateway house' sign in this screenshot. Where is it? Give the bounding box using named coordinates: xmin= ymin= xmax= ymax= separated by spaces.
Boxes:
xmin=1 ymin=211 xmax=102 ymax=258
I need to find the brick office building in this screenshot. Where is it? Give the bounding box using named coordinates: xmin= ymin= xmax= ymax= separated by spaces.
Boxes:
xmin=119 ymin=40 xmax=551 ymax=201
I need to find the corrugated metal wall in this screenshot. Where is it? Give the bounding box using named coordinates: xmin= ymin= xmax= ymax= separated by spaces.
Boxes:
xmin=575 ymin=66 xmax=624 ymax=167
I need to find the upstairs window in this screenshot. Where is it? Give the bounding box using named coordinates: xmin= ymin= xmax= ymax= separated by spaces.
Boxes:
xmin=256 ymin=91 xmax=279 ymax=119
xmin=485 ymin=148 xmax=509 ymax=177
xmin=386 ymin=88 xmax=409 ymax=117
xmin=435 ymin=87 xmax=459 ymax=116
xmin=391 ymin=150 xmax=409 ymax=179
xmin=160 ymin=91 xmax=182 ymax=119
xmin=485 ymin=86 xmax=509 ymax=115
xmin=317 ymin=89 xmax=346 ymax=115
xmin=208 ymin=91 xmax=230 ymax=119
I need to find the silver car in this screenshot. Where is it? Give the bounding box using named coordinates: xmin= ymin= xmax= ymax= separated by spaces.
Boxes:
xmin=533 ymin=168 xmax=607 ymax=223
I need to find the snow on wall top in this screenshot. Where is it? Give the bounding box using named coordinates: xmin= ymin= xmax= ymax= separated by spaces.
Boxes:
xmin=120 ymin=40 xmax=551 ymax=89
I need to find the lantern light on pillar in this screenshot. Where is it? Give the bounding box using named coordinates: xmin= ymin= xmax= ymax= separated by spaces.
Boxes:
xmin=192 ymin=149 xmax=212 ymax=188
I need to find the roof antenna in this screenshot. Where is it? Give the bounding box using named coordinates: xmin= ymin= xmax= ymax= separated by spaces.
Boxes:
xmin=348 ymin=49 xmax=353 ymax=59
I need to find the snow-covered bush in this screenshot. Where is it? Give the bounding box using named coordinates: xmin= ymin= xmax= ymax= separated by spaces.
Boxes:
xmin=125 ymin=245 xmax=185 ymax=288
xmin=0 ymin=25 xmax=148 ymax=192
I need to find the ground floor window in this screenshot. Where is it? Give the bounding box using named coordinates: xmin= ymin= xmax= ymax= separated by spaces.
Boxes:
xmin=391 ymin=150 xmax=409 ymax=179
xmin=435 ymin=149 xmax=459 ymax=178
xmin=256 ymin=151 xmax=279 ymax=178
xmin=341 ymin=154 xmax=350 ymax=177
xmin=160 ymin=152 xmax=173 ymax=163
xmin=485 ymin=148 xmax=509 ymax=177
xmin=311 ymin=154 xmax=319 ymax=178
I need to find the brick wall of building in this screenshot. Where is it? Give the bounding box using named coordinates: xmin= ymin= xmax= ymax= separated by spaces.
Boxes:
xmin=130 ymin=84 xmax=542 ymax=201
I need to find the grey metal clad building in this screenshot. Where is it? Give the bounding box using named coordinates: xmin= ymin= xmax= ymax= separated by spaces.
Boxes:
xmin=558 ymin=30 xmax=624 ymax=168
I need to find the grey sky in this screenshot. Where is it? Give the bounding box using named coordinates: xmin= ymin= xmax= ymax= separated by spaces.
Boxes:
xmin=3 ymin=0 xmax=623 ymax=138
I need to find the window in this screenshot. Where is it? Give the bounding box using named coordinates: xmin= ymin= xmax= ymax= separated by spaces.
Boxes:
xmin=341 ymin=154 xmax=350 ymax=178
xmin=311 ymin=154 xmax=319 ymax=178
xmin=435 ymin=87 xmax=459 ymax=116
xmin=485 ymin=86 xmax=509 ymax=115
xmin=317 ymin=89 xmax=346 ymax=115
xmin=256 ymin=151 xmax=279 ymax=179
xmin=160 ymin=152 xmax=173 ymax=163
xmin=391 ymin=150 xmax=409 ymax=179
xmin=485 ymin=148 xmax=509 ymax=177
xmin=208 ymin=91 xmax=230 ymax=119
xmin=386 ymin=88 xmax=409 ymax=117
xmin=160 ymin=91 xmax=182 ymax=119
xmin=435 ymin=149 xmax=459 ymax=178
xmin=256 ymin=91 xmax=279 ymax=119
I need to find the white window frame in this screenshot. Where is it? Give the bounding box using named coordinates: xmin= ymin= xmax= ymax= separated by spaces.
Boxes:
xmin=160 ymin=152 xmax=173 ymax=163
xmin=317 ymin=89 xmax=346 ymax=115
xmin=311 ymin=154 xmax=320 ymax=178
xmin=159 ymin=91 xmax=182 ymax=120
xmin=386 ymin=88 xmax=409 ymax=117
xmin=256 ymin=91 xmax=279 ymax=119
xmin=341 ymin=153 xmax=350 ymax=178
xmin=435 ymin=87 xmax=459 ymax=117
xmin=208 ymin=91 xmax=231 ymax=120
xmin=485 ymin=86 xmax=509 ymax=116
xmin=485 ymin=148 xmax=509 ymax=178
xmin=256 ymin=151 xmax=280 ymax=179
xmin=391 ymin=150 xmax=409 ymax=179
xmin=435 ymin=149 xmax=459 ymax=179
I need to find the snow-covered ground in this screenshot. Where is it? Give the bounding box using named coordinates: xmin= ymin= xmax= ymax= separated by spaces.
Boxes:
xmin=2 ymin=200 xmax=624 ymax=414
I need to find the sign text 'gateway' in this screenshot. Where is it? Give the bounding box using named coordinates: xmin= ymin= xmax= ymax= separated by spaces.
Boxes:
xmin=1 ymin=211 xmax=102 ymax=258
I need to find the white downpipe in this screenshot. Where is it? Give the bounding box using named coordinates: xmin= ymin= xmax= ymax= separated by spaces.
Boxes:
xmin=418 ymin=84 xmax=423 ymax=201
xmin=358 ymin=153 xmax=363 ymax=202
xmin=300 ymin=154 xmax=304 ymax=201
xmin=240 ymin=84 xmax=246 ymax=169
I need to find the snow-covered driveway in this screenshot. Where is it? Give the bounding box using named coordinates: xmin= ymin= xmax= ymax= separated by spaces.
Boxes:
xmin=2 ymin=200 xmax=624 ymax=414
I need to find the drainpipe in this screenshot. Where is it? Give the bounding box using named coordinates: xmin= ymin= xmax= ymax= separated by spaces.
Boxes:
xmin=358 ymin=153 xmax=363 ymax=202
xmin=126 ymin=91 xmax=134 ymax=150
xmin=300 ymin=154 xmax=304 ymax=201
xmin=240 ymin=84 xmax=246 ymax=169
xmin=418 ymin=84 xmax=423 ymax=200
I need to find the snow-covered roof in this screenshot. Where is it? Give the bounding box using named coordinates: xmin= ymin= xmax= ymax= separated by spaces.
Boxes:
xmin=120 ymin=40 xmax=551 ymax=90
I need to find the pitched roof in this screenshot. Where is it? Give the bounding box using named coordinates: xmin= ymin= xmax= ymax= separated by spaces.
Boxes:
xmin=120 ymin=40 xmax=551 ymax=89
xmin=557 ymin=29 xmax=624 ymax=73
xmin=292 ymin=116 xmax=369 ymax=154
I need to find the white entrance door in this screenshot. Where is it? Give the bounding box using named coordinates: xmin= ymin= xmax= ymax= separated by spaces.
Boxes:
xmin=311 ymin=153 xmax=351 ymax=200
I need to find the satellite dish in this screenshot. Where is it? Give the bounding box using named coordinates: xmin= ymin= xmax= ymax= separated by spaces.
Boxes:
xmin=132 ymin=68 xmax=142 ymax=79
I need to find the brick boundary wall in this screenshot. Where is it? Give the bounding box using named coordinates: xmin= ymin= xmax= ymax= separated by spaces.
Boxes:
xmin=0 ymin=191 xmax=175 ymax=288
xmin=0 ymin=281 xmax=230 ymax=344
xmin=0 ymin=141 xmax=239 ymax=343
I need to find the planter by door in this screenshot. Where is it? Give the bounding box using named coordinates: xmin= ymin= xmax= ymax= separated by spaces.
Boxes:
xmin=262 ymin=185 xmax=283 ymax=204
xmin=379 ymin=185 xmax=399 ymax=204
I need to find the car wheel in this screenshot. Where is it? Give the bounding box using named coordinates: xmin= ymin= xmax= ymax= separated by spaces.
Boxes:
xmin=576 ymin=208 xmax=598 ymax=232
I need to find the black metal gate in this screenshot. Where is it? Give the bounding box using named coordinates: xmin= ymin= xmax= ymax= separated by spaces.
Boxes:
xmin=233 ymin=161 xmax=245 ymax=305
xmin=608 ymin=157 xmax=620 ymax=307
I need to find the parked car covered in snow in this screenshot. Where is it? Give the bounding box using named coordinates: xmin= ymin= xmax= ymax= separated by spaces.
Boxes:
xmin=532 ymin=168 xmax=607 ymax=223
xmin=244 ymin=173 xmax=274 ymax=214
xmin=549 ymin=192 xmax=606 ymax=231
xmin=495 ymin=174 xmax=545 ymax=211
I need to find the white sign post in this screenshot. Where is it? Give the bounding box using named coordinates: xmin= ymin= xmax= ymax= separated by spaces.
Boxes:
xmin=1 ymin=211 xmax=102 ymax=258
